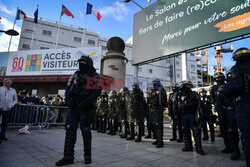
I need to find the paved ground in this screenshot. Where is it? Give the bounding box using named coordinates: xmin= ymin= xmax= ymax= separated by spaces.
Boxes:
xmin=0 ymin=127 xmax=247 ymax=167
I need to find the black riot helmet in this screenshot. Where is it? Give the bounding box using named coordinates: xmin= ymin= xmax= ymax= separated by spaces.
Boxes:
xmin=132 ymin=82 xmax=139 ymax=90
xmin=199 ymin=88 xmax=207 ymax=96
xmin=172 ymin=83 xmax=179 ymax=92
xmin=214 ymin=72 xmax=225 ymax=84
xmin=78 ymin=53 xmax=96 ymax=72
xmin=232 ymin=47 xmax=250 ymax=62
xmin=152 ymin=78 xmax=162 ymax=89
xmin=180 ymin=80 xmax=193 ymax=90
xmin=122 ymin=87 xmax=129 ymax=93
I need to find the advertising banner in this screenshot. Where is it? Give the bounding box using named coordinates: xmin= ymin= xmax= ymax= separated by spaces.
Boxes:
xmin=6 ymin=47 xmax=101 ymax=76
xmin=133 ymin=0 xmax=250 ymax=65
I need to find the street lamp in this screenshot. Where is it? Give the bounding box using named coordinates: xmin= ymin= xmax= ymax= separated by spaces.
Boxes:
xmin=124 ymin=0 xmax=144 ymax=10
xmin=0 ymin=29 xmax=19 ymax=36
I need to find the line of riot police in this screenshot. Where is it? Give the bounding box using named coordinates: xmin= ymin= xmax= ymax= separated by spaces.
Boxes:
xmin=93 ymin=79 xmax=167 ymax=148
xmin=91 ymin=47 xmax=249 ymax=166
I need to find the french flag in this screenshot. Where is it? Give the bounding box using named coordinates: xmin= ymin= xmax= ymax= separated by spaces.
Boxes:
xmin=86 ymin=3 xmax=102 ymax=21
xmin=15 ymin=9 xmax=26 ymax=20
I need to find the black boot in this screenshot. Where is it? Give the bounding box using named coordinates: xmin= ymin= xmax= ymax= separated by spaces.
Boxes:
xmin=182 ymin=128 xmax=193 ymax=152
xmin=192 ymin=127 xmax=205 ymax=155
xmin=56 ymin=157 xmax=74 ymax=166
xmin=121 ymin=121 xmax=128 ymax=138
xmin=156 ymin=124 xmax=164 ymax=148
xmin=126 ymin=123 xmax=135 ymax=140
xmin=170 ymin=118 xmax=177 ymax=141
xmin=152 ymin=124 xmax=157 ymax=139
xmin=56 ymin=128 xmax=75 ymax=166
xmin=82 ymin=127 xmax=92 ymax=164
xmin=228 ymin=129 xmax=240 ymax=160
xmin=177 ymin=138 xmax=183 ymax=143
xmin=102 ymin=118 xmax=107 ymax=133
xmin=209 ymin=123 xmax=215 ymax=141
xmin=221 ymin=136 xmax=231 ymax=153
xmin=135 ymin=123 xmax=143 ymax=142
xmin=110 ymin=119 xmax=116 ymax=135
xmin=177 ymin=117 xmax=183 ymax=143
xmin=145 ymin=124 xmax=152 ymax=138
xmin=202 ymin=121 xmax=209 ymax=141
xmin=97 ymin=118 xmax=102 ymax=133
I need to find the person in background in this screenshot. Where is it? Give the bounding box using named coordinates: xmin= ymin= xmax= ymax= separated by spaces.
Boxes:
xmin=0 ymin=78 xmax=17 ymax=144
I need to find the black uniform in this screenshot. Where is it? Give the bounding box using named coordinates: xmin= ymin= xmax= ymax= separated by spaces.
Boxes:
xmin=148 ymin=79 xmax=167 ymax=148
xmin=131 ymin=84 xmax=145 ymax=142
xmin=56 ymin=55 xmax=101 ymax=166
xmin=169 ymin=90 xmax=183 ymax=142
xmin=199 ymin=92 xmax=215 ymax=141
xmin=173 ymin=81 xmax=205 ymax=155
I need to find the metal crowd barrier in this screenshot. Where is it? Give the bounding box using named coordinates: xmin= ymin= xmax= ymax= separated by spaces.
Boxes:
xmin=8 ymin=104 xmax=68 ymax=129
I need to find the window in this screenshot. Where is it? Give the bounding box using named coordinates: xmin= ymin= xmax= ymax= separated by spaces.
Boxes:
xmin=165 ymin=59 xmax=170 ymax=63
xmin=73 ymin=36 xmax=82 ymax=42
xmin=192 ymin=76 xmax=196 ymax=80
xmin=101 ymin=45 xmax=107 ymax=50
xmin=148 ymin=69 xmax=153 ymax=74
xmin=40 ymin=46 xmax=49 ymax=50
xmin=25 ymin=29 xmax=33 ymax=33
xmin=22 ymin=44 xmax=30 ymax=50
xmin=176 ymin=61 xmax=180 ymax=65
xmin=191 ymin=64 xmax=196 ymax=68
xmin=138 ymin=67 xmax=142 ymax=72
xmin=42 ymin=30 xmax=52 ymax=36
xmin=88 ymin=39 xmax=95 ymax=45
xmin=190 ymin=53 xmax=195 ymax=56
xmin=177 ymin=74 xmax=180 ymax=78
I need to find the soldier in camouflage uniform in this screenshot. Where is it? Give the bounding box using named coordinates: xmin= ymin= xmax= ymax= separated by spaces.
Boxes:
xmin=107 ymin=90 xmax=117 ymax=135
xmin=145 ymin=88 xmax=156 ymax=139
xmin=124 ymin=88 xmax=135 ymax=140
xmin=131 ymin=83 xmax=145 ymax=142
xmin=120 ymin=87 xmax=129 ymax=138
xmin=98 ymin=91 xmax=108 ymax=133
xmin=116 ymin=90 xmax=125 ymax=136
xmin=147 ymin=79 xmax=167 ymax=148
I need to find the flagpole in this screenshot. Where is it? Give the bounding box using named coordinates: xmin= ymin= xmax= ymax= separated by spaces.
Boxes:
xmin=31 ymin=5 xmax=39 ymax=50
xmin=8 ymin=7 xmax=18 ymax=52
xmin=82 ymin=0 xmax=88 ymax=48
xmin=55 ymin=4 xmax=62 ymax=49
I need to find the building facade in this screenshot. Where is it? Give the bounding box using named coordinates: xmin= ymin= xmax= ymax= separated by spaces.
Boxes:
xmin=17 ymin=17 xmax=202 ymax=95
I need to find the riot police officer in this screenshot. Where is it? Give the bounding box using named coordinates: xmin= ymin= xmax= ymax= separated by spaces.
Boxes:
xmin=214 ymin=72 xmax=233 ymax=154
xmin=120 ymin=87 xmax=129 ymax=138
xmin=173 ymin=81 xmax=205 ymax=155
xmin=169 ymin=83 xmax=183 ymax=143
xmin=98 ymin=91 xmax=108 ymax=133
xmin=124 ymin=88 xmax=136 ymax=140
xmin=107 ymin=90 xmax=117 ymax=135
xmin=148 ymin=79 xmax=167 ymax=148
xmin=116 ymin=90 xmax=125 ymax=136
xmin=224 ymin=47 xmax=250 ymax=165
xmin=199 ymin=88 xmax=215 ymax=141
xmin=131 ymin=83 xmax=145 ymax=142
xmin=56 ymin=54 xmax=101 ymax=166
xmin=145 ymin=88 xmax=156 ymax=139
